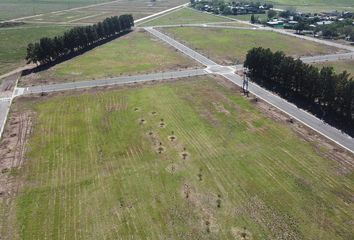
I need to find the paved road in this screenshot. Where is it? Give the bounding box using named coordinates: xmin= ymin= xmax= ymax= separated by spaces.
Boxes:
xmin=147 ymin=27 xmax=354 ymax=153
xmin=222 ymin=73 xmax=354 ymax=152
xmin=270 ymin=28 xmax=354 ymax=52
xmin=0 ymin=99 xmax=11 ymax=139
xmin=142 ymin=23 xmax=257 ymax=30
xmin=22 ymin=69 xmax=207 ymax=95
xmin=301 ymin=52 xmax=354 ymax=63
xmin=145 ymin=27 xmax=218 ymax=66
xmin=135 ymin=3 xmax=188 ymax=24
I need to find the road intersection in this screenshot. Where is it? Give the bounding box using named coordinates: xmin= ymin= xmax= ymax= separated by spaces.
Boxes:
xmin=1 ymin=8 xmax=354 ymax=155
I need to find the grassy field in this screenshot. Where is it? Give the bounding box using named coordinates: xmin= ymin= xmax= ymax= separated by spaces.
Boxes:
xmin=267 ymin=0 xmax=354 ymax=12
xmin=140 ymin=7 xmax=234 ymax=26
xmin=19 ymin=30 xmax=198 ymax=86
xmin=227 ymin=13 xmax=267 ymax=22
xmin=162 ymin=27 xmax=341 ymax=65
xmin=5 ymin=0 xmax=189 ymax=24
xmin=3 ymin=77 xmax=353 ymax=239
xmin=0 ymin=0 xmax=110 ymax=21
xmin=313 ymin=59 xmax=354 ymax=77
xmin=0 ymin=24 xmax=70 ymax=76
xmin=24 ymin=10 xmax=98 ymax=23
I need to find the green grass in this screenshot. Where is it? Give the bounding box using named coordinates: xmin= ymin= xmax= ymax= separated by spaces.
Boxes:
xmin=227 ymin=13 xmax=267 ymax=22
xmin=0 ymin=24 xmax=70 ymax=76
xmin=0 ymin=0 xmax=110 ymax=21
xmin=19 ymin=30 xmax=198 ymax=86
xmin=163 ymin=27 xmax=341 ymax=65
xmin=25 ymin=10 xmax=98 ymax=23
xmin=140 ymin=7 xmax=232 ymax=27
xmin=313 ymin=59 xmax=354 ymax=77
xmin=5 ymin=77 xmax=353 ymax=239
xmin=267 ymin=0 xmax=354 ymax=12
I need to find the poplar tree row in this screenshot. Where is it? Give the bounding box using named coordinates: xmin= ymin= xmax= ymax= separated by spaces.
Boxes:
xmin=26 ymin=14 xmax=134 ymax=65
xmin=244 ymin=47 xmax=354 ymax=123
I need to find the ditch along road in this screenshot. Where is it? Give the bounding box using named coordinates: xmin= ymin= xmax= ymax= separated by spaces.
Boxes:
xmin=144 ymin=27 xmax=354 ymax=154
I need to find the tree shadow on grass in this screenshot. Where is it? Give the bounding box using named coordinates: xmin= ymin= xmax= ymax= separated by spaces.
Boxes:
xmin=21 ymin=30 xmax=132 ymax=76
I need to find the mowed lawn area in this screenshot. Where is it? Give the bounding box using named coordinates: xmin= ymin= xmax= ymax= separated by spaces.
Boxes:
xmin=313 ymin=59 xmax=354 ymax=77
xmin=5 ymin=77 xmax=354 ymax=239
xmin=20 ymin=30 xmax=198 ymax=86
xmin=162 ymin=27 xmax=342 ymax=65
xmin=140 ymin=7 xmax=240 ymax=27
xmin=0 ymin=25 xmax=70 ymax=75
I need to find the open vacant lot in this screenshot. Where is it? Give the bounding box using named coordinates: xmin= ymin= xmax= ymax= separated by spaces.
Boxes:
xmin=0 ymin=24 xmax=70 ymax=76
xmin=19 ymin=30 xmax=199 ymax=86
xmin=267 ymin=0 xmax=354 ymax=12
xmin=140 ymin=7 xmax=236 ymax=26
xmin=227 ymin=13 xmax=267 ymax=22
xmin=313 ymin=59 xmax=354 ymax=77
xmin=12 ymin=0 xmax=189 ymax=24
xmin=1 ymin=77 xmax=353 ymax=239
xmin=0 ymin=0 xmax=110 ymax=21
xmin=23 ymin=10 xmax=100 ymax=24
xmin=163 ymin=27 xmax=342 ymax=65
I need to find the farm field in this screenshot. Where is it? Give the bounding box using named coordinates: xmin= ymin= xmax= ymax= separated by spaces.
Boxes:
xmin=162 ymin=27 xmax=342 ymax=65
xmin=0 ymin=0 xmax=111 ymax=21
xmin=23 ymin=10 xmax=101 ymax=24
xmin=139 ymin=7 xmax=232 ymax=26
xmin=19 ymin=30 xmax=199 ymax=86
xmin=313 ymin=59 xmax=354 ymax=77
xmin=0 ymin=24 xmax=70 ymax=76
xmin=17 ymin=0 xmax=189 ymax=25
xmin=80 ymin=0 xmax=189 ymax=23
xmin=1 ymin=76 xmax=353 ymax=239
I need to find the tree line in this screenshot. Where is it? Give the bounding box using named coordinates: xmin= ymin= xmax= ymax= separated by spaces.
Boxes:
xmin=244 ymin=47 xmax=354 ymax=128
xmin=26 ymin=14 xmax=134 ymax=65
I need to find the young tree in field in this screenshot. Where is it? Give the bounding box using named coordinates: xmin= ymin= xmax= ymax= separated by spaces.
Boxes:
xmin=250 ymin=14 xmax=255 ymax=24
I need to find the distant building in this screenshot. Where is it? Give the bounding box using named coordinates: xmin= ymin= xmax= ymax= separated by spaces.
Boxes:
xmin=266 ymin=20 xmax=284 ymax=28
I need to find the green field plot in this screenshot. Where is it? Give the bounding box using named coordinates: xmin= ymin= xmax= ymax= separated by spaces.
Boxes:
xmin=227 ymin=13 xmax=267 ymax=22
xmin=0 ymin=24 xmax=70 ymax=76
xmin=267 ymin=0 xmax=354 ymax=12
xmin=163 ymin=27 xmax=341 ymax=65
xmin=313 ymin=59 xmax=354 ymax=77
xmin=25 ymin=10 xmax=99 ymax=23
xmin=78 ymin=0 xmax=190 ymax=23
xmin=140 ymin=7 xmax=231 ymax=26
xmin=3 ymin=77 xmax=354 ymax=239
xmin=19 ymin=30 xmax=198 ymax=86
xmin=205 ymin=21 xmax=254 ymax=28
xmin=0 ymin=0 xmax=110 ymax=21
